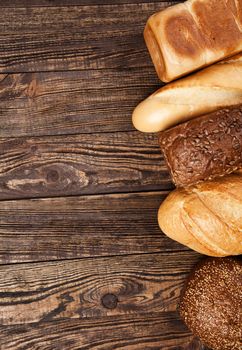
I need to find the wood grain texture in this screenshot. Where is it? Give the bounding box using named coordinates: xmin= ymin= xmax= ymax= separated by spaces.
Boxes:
xmin=0 ymin=252 xmax=201 ymax=325
xmin=0 ymin=0 xmax=179 ymax=6
xmin=0 ymin=192 xmax=185 ymax=264
xmin=0 ymin=132 xmax=173 ymax=201
xmin=0 ymin=69 xmax=160 ymax=137
xmin=0 ymin=252 xmax=208 ymax=349
xmin=0 ymin=2 xmax=175 ymax=73
xmin=0 ymin=314 xmax=207 ymax=350
xmin=0 ymin=1 xmax=206 ymax=349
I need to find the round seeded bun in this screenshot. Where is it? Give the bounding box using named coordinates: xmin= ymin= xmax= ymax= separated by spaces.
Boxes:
xmin=179 ymin=257 xmax=242 ymax=350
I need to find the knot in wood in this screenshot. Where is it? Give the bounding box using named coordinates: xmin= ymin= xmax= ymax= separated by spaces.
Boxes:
xmin=46 ymin=170 xmax=59 ymax=183
xmin=101 ymin=293 xmax=118 ymax=310
xmin=30 ymin=145 xmax=38 ymax=153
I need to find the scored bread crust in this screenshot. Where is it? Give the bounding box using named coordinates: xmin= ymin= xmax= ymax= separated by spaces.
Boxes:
xmin=158 ymin=172 xmax=242 ymax=256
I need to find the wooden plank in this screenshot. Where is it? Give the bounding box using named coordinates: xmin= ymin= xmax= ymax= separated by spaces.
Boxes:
xmin=0 ymin=252 xmax=201 ymax=326
xmin=0 ymin=252 xmax=205 ymax=348
xmin=0 ymin=313 xmax=206 ymax=350
xmin=0 ymin=191 xmax=184 ymax=264
xmin=0 ymin=2 xmax=175 ymax=73
xmin=0 ymin=69 xmax=160 ymax=137
xmin=0 ymin=0 xmax=179 ymax=7
xmin=0 ymin=132 xmax=173 ymax=201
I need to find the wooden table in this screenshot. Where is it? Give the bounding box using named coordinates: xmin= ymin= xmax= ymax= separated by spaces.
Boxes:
xmin=0 ymin=1 xmax=208 ymax=349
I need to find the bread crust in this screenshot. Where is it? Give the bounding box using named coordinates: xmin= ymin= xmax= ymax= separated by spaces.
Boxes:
xmin=132 ymin=54 xmax=242 ymax=133
xmin=158 ymin=173 xmax=242 ymax=256
xmin=159 ymin=104 xmax=242 ymax=187
xmin=179 ymin=257 xmax=242 ymax=350
xmin=145 ymin=0 xmax=242 ymax=82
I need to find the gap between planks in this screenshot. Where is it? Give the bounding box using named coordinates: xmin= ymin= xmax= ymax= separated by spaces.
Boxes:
xmin=0 ymin=2 xmax=180 ymax=73
xmin=0 ymin=191 xmax=183 ymax=264
xmin=0 ymin=249 xmax=191 ymax=268
xmin=0 ymin=251 xmax=202 ymax=326
xmin=0 ymin=250 xmax=205 ymax=349
xmin=0 ymin=131 xmax=173 ymax=200
xmin=0 ymin=188 xmax=172 ymax=203
xmin=0 ymin=68 xmax=161 ymax=137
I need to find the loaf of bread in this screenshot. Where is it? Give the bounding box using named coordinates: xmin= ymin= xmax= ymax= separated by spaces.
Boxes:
xmin=158 ymin=173 xmax=242 ymax=257
xmin=180 ymin=257 xmax=242 ymax=350
xmin=159 ymin=104 xmax=242 ymax=187
xmin=132 ymin=54 xmax=242 ymax=133
xmin=144 ymin=0 xmax=242 ymax=82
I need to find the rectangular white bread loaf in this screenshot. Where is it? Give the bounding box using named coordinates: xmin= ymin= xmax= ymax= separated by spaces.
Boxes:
xmin=144 ymin=0 xmax=242 ymax=82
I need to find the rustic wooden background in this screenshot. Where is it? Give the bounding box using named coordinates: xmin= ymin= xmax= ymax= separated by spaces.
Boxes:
xmin=0 ymin=1 xmax=209 ymax=349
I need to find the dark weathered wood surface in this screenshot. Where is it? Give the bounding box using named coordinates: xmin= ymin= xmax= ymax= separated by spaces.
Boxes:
xmin=1 ymin=314 xmax=205 ymax=350
xmin=0 ymin=192 xmax=185 ymax=264
xmin=0 ymin=70 xmax=160 ymax=137
xmin=0 ymin=3 xmax=174 ymax=73
xmin=0 ymin=252 xmax=201 ymax=325
xmin=0 ymin=253 xmax=204 ymax=349
xmin=0 ymin=0 xmax=210 ymax=349
xmin=0 ymin=132 xmax=172 ymax=200
xmin=0 ymin=0 xmax=179 ymax=6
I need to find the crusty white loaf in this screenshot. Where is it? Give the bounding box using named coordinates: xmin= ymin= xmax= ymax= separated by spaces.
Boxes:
xmin=158 ymin=173 xmax=242 ymax=257
xmin=144 ymin=0 xmax=242 ymax=82
xmin=132 ymin=54 xmax=242 ymax=133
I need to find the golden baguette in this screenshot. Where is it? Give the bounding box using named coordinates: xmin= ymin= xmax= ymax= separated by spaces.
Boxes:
xmin=132 ymin=54 xmax=242 ymax=133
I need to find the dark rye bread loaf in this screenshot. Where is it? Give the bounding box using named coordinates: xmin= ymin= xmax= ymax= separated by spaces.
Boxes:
xmin=179 ymin=258 xmax=242 ymax=350
xmin=159 ymin=104 xmax=242 ymax=187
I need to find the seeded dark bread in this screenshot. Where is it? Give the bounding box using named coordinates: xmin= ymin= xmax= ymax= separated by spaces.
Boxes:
xmin=159 ymin=104 xmax=242 ymax=187
xmin=179 ymin=257 xmax=242 ymax=350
